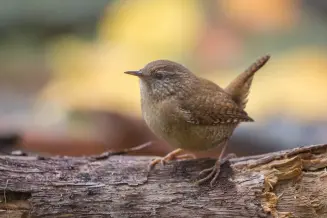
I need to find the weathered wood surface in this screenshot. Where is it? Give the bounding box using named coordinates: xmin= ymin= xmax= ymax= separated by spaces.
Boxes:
xmin=1 ymin=144 xmax=327 ymax=218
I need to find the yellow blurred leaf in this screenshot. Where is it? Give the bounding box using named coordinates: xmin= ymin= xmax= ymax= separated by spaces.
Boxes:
xmin=39 ymin=0 xmax=203 ymax=115
xmin=99 ymin=0 xmax=202 ymax=59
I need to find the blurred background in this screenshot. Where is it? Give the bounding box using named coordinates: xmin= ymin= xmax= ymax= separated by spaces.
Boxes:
xmin=1 ymin=0 xmax=327 ymax=158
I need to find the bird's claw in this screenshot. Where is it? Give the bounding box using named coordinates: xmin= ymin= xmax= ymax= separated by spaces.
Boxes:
xmin=196 ymin=163 xmax=221 ymax=187
xmin=196 ymin=153 xmax=236 ymax=187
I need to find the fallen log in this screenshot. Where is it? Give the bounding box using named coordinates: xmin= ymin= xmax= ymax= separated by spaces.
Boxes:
xmin=1 ymin=144 xmax=327 ymax=218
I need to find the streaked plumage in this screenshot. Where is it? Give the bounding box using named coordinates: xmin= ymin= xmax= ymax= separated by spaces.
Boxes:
xmin=125 ymin=55 xmax=270 ymax=186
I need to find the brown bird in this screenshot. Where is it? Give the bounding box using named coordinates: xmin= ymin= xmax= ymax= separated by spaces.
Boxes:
xmin=124 ymin=55 xmax=270 ymax=186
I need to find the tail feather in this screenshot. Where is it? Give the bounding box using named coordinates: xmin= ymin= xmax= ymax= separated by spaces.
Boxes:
xmin=224 ymin=55 xmax=270 ymax=110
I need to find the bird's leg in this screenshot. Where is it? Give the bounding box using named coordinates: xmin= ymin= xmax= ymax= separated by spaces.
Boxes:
xmin=149 ymin=148 xmax=195 ymax=170
xmin=197 ymin=141 xmax=236 ymax=187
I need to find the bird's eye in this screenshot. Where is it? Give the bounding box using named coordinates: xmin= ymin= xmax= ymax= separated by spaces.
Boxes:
xmin=154 ymin=72 xmax=164 ymax=79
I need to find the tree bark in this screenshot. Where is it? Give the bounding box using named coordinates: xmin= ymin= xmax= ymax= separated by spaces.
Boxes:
xmin=1 ymin=144 xmax=327 ymax=218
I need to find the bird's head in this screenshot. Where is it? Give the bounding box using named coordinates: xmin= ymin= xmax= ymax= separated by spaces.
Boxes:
xmin=124 ymin=60 xmax=196 ymax=99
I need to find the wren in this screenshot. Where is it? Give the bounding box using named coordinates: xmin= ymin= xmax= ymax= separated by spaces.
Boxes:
xmin=124 ymin=55 xmax=270 ymax=186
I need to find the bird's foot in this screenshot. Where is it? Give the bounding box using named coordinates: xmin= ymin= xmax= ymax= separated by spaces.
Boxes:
xmin=196 ymin=153 xmax=236 ymax=187
xmin=149 ymin=148 xmax=196 ymax=170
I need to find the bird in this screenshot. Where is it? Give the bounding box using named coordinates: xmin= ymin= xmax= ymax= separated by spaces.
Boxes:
xmin=124 ymin=55 xmax=270 ymax=186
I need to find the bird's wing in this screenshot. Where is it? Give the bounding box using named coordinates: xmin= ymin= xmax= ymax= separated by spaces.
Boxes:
xmin=177 ymin=79 xmax=253 ymax=126
xmin=224 ymin=55 xmax=270 ymax=110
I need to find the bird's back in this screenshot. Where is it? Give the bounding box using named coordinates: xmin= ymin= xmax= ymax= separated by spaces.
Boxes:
xmin=177 ymin=77 xmax=254 ymax=125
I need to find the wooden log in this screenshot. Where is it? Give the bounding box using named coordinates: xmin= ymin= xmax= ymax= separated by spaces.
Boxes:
xmin=1 ymin=144 xmax=327 ymax=218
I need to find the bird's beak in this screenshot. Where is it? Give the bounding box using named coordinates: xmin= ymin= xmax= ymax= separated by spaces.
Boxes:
xmin=124 ymin=70 xmax=143 ymax=77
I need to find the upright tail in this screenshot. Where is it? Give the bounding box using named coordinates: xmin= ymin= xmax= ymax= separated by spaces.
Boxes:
xmin=224 ymin=55 xmax=270 ymax=110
